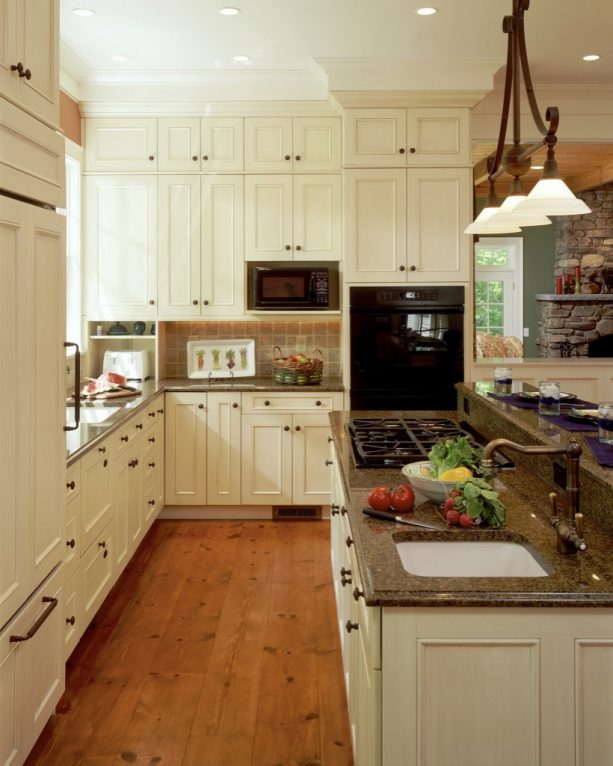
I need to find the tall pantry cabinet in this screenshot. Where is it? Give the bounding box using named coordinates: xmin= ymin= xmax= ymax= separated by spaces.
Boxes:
xmin=0 ymin=2 xmax=66 ymax=765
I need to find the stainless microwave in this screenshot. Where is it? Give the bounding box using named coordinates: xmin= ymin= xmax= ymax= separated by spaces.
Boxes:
xmin=251 ymin=266 xmax=331 ymax=310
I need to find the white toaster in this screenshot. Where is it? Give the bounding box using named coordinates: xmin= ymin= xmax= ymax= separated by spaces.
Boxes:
xmin=102 ymin=350 xmax=150 ymax=381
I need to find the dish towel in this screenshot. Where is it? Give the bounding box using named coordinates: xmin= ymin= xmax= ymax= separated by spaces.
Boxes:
xmin=584 ymin=436 xmax=613 ymax=467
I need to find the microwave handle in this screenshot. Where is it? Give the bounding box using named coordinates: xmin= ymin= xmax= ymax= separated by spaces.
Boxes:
xmin=64 ymin=342 xmax=80 ymax=431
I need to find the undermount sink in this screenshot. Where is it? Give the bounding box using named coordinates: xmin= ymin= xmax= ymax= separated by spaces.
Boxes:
xmin=66 ymin=406 xmax=120 ymax=425
xmin=395 ymin=540 xmax=550 ymax=578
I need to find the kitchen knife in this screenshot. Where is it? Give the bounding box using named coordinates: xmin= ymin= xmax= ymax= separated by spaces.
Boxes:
xmin=362 ymin=508 xmax=444 ymax=531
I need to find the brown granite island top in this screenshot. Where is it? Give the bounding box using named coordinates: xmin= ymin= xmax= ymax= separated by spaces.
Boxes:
xmin=329 ymin=409 xmax=613 ymax=608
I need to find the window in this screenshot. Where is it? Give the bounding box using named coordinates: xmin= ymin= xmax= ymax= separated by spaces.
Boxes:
xmin=474 ymin=238 xmax=523 ymax=339
xmin=64 ymin=141 xmax=82 ymax=349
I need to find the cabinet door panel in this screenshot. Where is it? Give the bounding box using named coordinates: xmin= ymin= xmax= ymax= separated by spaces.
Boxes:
xmin=201 ymin=117 xmax=243 ymax=172
xmin=158 ymin=117 xmax=200 ymax=172
xmin=245 ymin=175 xmax=292 ymax=261
xmin=85 ymin=175 xmax=157 ymax=318
xmin=158 ymin=175 xmax=201 ymax=316
xmin=343 ymin=109 xmax=406 ymax=167
xmin=207 ymin=393 xmax=242 ymax=505
xmin=164 ymin=393 xmax=207 ymax=505
xmin=406 ymin=168 xmax=471 ymax=281
xmin=293 ymin=117 xmax=340 ymax=171
xmin=241 ymin=414 xmax=292 ymax=504
xmin=21 ymin=0 xmax=58 ymax=125
xmin=293 ymin=174 xmax=341 ymax=262
xmin=82 ymin=523 xmax=113 ymax=623
xmin=244 ymin=117 xmax=292 ymax=172
xmin=344 ymin=169 xmax=407 ymax=281
xmin=406 ymin=108 xmax=470 ymax=166
xmin=81 ymin=443 xmax=112 ymax=551
xmin=85 ymin=119 xmax=157 ymax=171
xmin=292 ymin=414 xmax=332 ymax=504
xmin=201 ymin=175 xmax=245 ymax=315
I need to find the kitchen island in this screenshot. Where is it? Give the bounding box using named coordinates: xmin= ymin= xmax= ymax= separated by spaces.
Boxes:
xmin=329 ymin=403 xmax=613 ymax=766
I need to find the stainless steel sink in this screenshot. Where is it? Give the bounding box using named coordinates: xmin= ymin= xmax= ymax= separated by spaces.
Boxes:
xmin=66 ymin=406 xmax=120 ymax=425
xmin=395 ymin=540 xmax=550 ymax=578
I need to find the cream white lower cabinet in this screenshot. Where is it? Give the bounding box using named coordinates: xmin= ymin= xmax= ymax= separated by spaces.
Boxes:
xmin=81 ymin=520 xmax=114 ymax=625
xmin=112 ymin=434 xmax=142 ymax=574
xmin=207 ymin=392 xmax=242 ymax=505
xmin=81 ymin=436 xmax=112 ymax=551
xmin=241 ymin=392 xmax=343 ymax=506
xmin=0 ymin=565 xmax=64 ymax=766
xmin=164 ymin=392 xmax=207 ymax=505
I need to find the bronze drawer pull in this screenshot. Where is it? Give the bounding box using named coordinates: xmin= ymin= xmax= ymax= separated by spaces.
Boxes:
xmin=353 ymin=587 xmax=365 ymax=602
xmin=66 ymin=538 xmax=76 ymax=548
xmin=66 ymin=616 xmax=76 ymax=626
xmin=345 ymin=620 xmax=359 ymax=633
xmin=66 ymin=480 xmax=75 ymax=490
xmin=10 ymin=596 xmax=58 ymax=643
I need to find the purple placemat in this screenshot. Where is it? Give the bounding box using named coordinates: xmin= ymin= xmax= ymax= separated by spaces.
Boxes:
xmin=584 ymin=436 xmax=613 ymax=467
xmin=540 ymin=414 xmax=598 ymax=432
xmin=487 ymin=392 xmax=597 ymax=410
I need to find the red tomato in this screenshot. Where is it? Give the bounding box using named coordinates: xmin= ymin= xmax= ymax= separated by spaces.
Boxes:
xmin=367 ymin=485 xmax=392 ymax=512
xmin=390 ymin=483 xmax=415 ymax=513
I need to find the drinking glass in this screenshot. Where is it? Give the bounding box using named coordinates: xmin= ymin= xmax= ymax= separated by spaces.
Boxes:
xmin=494 ymin=366 xmax=512 ymax=395
xmin=598 ymin=402 xmax=613 ymax=445
xmin=538 ymin=381 xmax=560 ymax=416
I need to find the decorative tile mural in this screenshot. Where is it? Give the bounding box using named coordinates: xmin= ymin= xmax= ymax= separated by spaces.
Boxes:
xmin=160 ymin=319 xmax=341 ymax=379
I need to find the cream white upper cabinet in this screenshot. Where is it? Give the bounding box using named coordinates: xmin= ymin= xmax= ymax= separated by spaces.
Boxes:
xmin=0 ymin=0 xmax=59 ymax=127
xmin=85 ymin=118 xmax=158 ymax=172
xmin=244 ymin=117 xmax=340 ymax=172
xmin=157 ymin=117 xmax=243 ymax=172
xmin=344 ymin=169 xmax=407 ymax=281
xmin=344 ymin=168 xmax=471 ymax=282
xmin=0 ymin=197 xmax=65 ymax=628
xmin=343 ymin=108 xmax=470 ymax=167
xmin=85 ymin=175 xmax=158 ymax=318
xmin=201 ymin=117 xmax=244 ymax=172
xmin=245 ymin=174 xmax=341 ymax=262
xmin=157 ymin=175 xmax=244 ymax=316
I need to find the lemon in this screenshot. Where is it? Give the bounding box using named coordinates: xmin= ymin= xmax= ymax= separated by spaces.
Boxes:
xmin=439 ymin=466 xmax=473 ymax=482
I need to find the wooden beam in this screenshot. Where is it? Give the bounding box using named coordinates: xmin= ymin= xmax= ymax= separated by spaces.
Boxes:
xmin=566 ymin=160 xmax=613 ymax=193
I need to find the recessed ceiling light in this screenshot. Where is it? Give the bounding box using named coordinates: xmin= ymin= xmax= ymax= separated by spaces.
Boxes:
xmin=582 ymin=54 xmax=601 ymax=62
xmin=233 ymin=54 xmax=251 ymax=63
xmin=416 ymin=7 xmax=437 ymax=15
xmin=72 ymin=8 xmax=95 ymax=16
xmin=112 ymin=55 xmax=129 ymax=62
xmin=219 ymin=7 xmax=240 ymax=15
xmin=531 ymin=165 xmax=544 ymax=170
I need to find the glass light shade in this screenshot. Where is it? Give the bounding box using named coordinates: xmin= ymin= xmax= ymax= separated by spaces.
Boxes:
xmin=486 ymin=195 xmax=552 ymax=227
xmin=514 ymin=178 xmax=591 ymax=215
xmin=464 ymin=203 xmax=521 ymax=234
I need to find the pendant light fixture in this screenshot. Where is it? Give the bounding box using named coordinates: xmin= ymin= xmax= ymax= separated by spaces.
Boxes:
xmin=465 ymin=0 xmax=590 ymax=235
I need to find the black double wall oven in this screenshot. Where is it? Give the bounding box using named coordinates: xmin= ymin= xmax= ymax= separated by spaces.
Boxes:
xmin=349 ymin=285 xmax=464 ymax=411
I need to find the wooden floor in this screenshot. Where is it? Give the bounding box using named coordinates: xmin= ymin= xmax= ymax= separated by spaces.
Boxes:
xmin=26 ymin=519 xmax=353 ymax=766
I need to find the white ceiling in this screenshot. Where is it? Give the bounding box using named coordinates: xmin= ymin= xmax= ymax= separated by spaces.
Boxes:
xmin=60 ymin=0 xmax=613 ymax=98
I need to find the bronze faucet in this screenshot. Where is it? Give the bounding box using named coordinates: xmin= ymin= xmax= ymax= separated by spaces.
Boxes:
xmin=480 ymin=438 xmax=586 ymax=554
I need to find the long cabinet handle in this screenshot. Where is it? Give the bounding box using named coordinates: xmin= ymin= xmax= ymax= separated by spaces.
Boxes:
xmin=10 ymin=596 xmax=58 ymax=643
xmin=64 ymin=342 xmax=81 ymax=431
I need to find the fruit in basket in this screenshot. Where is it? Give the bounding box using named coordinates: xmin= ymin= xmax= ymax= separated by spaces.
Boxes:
xmin=367 ymin=485 xmax=392 ymax=512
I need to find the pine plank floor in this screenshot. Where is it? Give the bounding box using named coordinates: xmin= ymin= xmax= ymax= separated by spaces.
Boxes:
xmin=25 ymin=520 xmax=353 ymax=766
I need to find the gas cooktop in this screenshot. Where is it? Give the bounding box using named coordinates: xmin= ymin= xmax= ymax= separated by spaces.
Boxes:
xmin=348 ymin=417 xmax=486 ymax=469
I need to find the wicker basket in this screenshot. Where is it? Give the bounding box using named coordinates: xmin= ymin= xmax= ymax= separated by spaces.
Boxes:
xmin=272 ymin=346 xmax=323 ymax=385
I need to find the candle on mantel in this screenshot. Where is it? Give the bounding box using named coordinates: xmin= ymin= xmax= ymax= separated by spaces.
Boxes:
xmin=555 ymin=276 xmax=563 ymax=294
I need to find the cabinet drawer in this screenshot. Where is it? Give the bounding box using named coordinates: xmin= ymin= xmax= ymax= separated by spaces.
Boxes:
xmin=113 ymin=421 xmax=140 ymax=455
xmin=81 ymin=438 xmax=112 ymax=550
xmin=143 ymin=438 xmax=162 ymax=483
xmin=65 ymin=461 xmax=81 ymax=499
xmin=63 ymin=569 xmax=83 ymax=660
xmin=242 ymin=391 xmax=343 ymax=413
xmin=82 ymin=521 xmax=114 ymax=623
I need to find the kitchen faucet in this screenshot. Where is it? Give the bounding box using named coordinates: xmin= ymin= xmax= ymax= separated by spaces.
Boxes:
xmin=480 ymin=438 xmax=586 ymax=554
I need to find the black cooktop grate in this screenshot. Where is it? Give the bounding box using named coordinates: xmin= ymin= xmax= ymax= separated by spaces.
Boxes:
xmin=348 ymin=417 xmax=475 ymax=468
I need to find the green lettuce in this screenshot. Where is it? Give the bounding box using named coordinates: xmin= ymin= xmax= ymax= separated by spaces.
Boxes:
xmin=428 ymin=436 xmax=483 ymax=478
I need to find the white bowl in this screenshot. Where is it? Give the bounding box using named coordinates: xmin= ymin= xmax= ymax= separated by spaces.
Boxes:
xmin=401 ymin=461 xmax=459 ymax=503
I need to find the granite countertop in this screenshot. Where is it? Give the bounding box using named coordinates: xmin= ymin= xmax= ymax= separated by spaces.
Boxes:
xmin=66 ymin=376 xmax=344 ymax=463
xmin=330 ymin=409 xmax=613 ymax=608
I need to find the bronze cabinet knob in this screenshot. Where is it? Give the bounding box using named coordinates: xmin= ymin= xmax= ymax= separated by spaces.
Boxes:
xmin=295 ymin=425 xmax=301 ymax=431
xmin=66 ymin=616 xmax=76 ymax=625
xmin=295 ymin=155 xmax=301 ymax=161
xmin=198 ymin=403 xmax=204 ymax=409
xmin=66 ymin=480 xmax=75 ymax=490
xmin=345 ymin=620 xmax=359 ymax=633
xmin=202 ymin=155 xmax=209 ymax=160
xmin=399 ymin=147 xmax=406 ymax=154
xmin=148 ymin=155 xmax=155 ymax=161
xmin=149 ymin=299 xmax=155 ymax=305
xmin=66 ymin=538 xmax=76 ymax=548
xmin=295 ymin=245 xmax=302 ymax=251
xmin=285 ymin=245 xmax=291 ymax=251
xmin=284 ymin=425 xmax=290 ymax=431
xmin=203 ymin=299 xmax=209 ymax=305
xmin=409 ymin=147 xmax=416 ymax=154
xmin=409 ymin=265 xmax=417 ymax=271
xmin=192 ymin=155 xmax=198 ymax=161
xmin=399 ymin=265 xmax=406 ymax=271
xmin=232 ymin=402 xmax=239 ymax=408
xmin=192 ymin=299 xmax=198 ymax=305
xmin=284 ymin=154 xmax=291 ymax=161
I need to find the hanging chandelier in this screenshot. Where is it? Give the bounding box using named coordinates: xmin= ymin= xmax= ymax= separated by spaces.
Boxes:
xmin=465 ymin=0 xmax=591 ymax=235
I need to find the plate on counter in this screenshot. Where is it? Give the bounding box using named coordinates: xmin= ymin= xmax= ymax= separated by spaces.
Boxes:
xmin=567 ymin=408 xmax=599 ymax=424
xmin=187 ymin=339 xmax=255 ymax=379
xmin=518 ymin=391 xmax=577 ymax=402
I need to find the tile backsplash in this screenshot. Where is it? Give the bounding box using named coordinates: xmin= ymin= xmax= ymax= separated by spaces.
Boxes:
xmin=160 ymin=319 xmax=341 ymax=379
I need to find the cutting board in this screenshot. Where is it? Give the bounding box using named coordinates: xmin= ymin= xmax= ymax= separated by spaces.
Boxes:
xmin=81 ymin=388 xmax=142 ymax=400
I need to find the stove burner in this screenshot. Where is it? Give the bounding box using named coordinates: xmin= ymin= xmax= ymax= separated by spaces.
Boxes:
xmin=348 ymin=417 xmax=476 ymax=468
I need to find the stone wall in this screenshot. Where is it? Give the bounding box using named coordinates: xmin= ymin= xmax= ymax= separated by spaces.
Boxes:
xmin=554 ymin=184 xmax=613 ymax=293
xmin=537 ymin=185 xmax=613 ymax=356
xmin=536 ymin=297 xmax=613 ymax=356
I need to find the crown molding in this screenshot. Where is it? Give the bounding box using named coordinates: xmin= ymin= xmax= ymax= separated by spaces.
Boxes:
xmin=331 ymin=90 xmax=489 ymax=109
xmin=78 ymin=99 xmax=341 ymax=118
